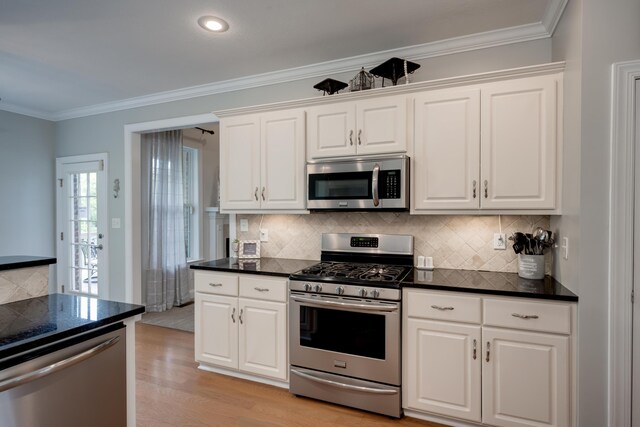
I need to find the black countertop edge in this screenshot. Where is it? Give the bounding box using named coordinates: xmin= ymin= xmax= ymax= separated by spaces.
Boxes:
xmin=402 ymin=269 xmax=578 ymax=302
xmin=190 ymin=257 xmax=319 ymax=277
xmin=0 ymin=256 xmax=57 ymax=271
xmin=0 ymin=294 xmax=145 ymax=362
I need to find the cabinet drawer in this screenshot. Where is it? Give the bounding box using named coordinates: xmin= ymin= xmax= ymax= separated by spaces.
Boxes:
xmin=405 ymin=290 xmax=481 ymax=324
xmin=194 ymin=272 xmax=238 ymax=296
xmin=239 ymin=275 xmax=287 ymax=302
xmin=483 ymin=298 xmax=572 ymax=334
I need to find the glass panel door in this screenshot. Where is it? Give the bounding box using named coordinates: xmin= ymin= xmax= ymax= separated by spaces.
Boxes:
xmin=57 ymin=155 xmax=108 ymax=299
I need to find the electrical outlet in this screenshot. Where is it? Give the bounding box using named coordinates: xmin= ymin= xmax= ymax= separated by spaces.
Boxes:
xmin=240 ymin=219 xmax=249 ymax=232
xmin=260 ymin=229 xmax=269 ymax=242
xmin=493 ymin=233 xmax=506 ymax=250
xmin=561 ymin=237 xmax=569 ymax=260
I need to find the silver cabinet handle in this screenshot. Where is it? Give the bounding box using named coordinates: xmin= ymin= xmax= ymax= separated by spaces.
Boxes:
xmin=291 ymin=368 xmax=398 ymax=395
xmin=254 ymin=287 xmax=269 ymax=292
xmin=473 ymin=339 xmax=477 ymax=360
xmin=0 ymin=335 xmax=120 ymax=392
xmin=484 ymin=180 xmax=488 ymax=198
xmin=472 ymin=180 xmax=477 ymax=199
xmin=430 ymin=305 xmax=454 ymax=311
xmin=486 ymin=341 xmax=490 ymax=362
xmin=239 ymin=308 xmax=243 ymax=324
xmin=254 ymin=187 xmax=259 ymax=201
xmin=512 ymin=313 xmax=540 ymax=319
xmin=349 ymin=130 xmax=354 ymax=146
xmin=261 ymin=187 xmax=266 ymax=201
xmin=209 ymin=283 xmax=223 ymax=287
xmin=358 ymin=129 xmax=362 ymax=145
xmin=372 ymin=163 xmax=380 ymax=207
xmin=231 ymin=307 xmax=236 ymax=323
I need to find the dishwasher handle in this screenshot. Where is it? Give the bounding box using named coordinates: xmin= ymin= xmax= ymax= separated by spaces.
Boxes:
xmin=0 ymin=335 xmax=120 ymax=393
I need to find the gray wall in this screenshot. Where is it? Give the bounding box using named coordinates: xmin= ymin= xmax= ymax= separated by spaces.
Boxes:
xmin=0 ymin=110 xmax=55 ymax=257
xmin=55 ymin=40 xmax=551 ymax=302
xmin=552 ymin=0 xmax=640 ymax=425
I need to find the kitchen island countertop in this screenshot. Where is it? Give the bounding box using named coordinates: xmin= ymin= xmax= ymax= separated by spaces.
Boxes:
xmin=0 ymin=293 xmax=145 ymax=363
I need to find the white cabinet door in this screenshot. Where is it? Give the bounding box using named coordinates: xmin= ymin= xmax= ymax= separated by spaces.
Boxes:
xmin=238 ymin=298 xmax=288 ymax=381
xmin=480 ymin=75 xmax=558 ymax=209
xmin=356 ymin=95 xmax=407 ymax=155
xmin=406 ymin=319 xmax=482 ymax=422
xmin=307 ymin=102 xmax=356 ymax=159
xmin=195 ymin=293 xmax=238 ymax=369
xmin=261 ymin=110 xmax=306 ymax=210
xmin=482 ymin=327 xmax=570 ymax=427
xmin=220 ymin=115 xmax=261 ymax=210
xmin=413 ymin=88 xmax=481 ymax=210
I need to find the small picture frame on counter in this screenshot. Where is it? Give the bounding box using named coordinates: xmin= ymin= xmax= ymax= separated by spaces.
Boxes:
xmin=238 ymin=240 xmax=260 ymax=258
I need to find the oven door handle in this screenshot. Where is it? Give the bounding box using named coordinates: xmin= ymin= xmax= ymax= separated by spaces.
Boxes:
xmin=291 ymin=368 xmax=398 ymax=395
xmin=291 ymin=295 xmax=398 ymax=312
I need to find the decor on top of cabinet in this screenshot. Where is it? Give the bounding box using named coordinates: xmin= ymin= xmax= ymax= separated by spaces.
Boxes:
xmin=313 ymin=78 xmax=348 ymax=95
xmin=509 ymin=228 xmax=554 ymax=279
xmin=349 ymin=67 xmax=375 ymax=91
xmin=370 ymin=57 xmax=420 ymax=86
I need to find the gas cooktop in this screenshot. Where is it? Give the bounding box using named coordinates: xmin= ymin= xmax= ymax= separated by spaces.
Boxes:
xmin=290 ymin=261 xmax=412 ymax=287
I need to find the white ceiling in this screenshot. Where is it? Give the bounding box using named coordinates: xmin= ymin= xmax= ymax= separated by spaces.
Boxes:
xmin=0 ymin=0 xmax=565 ymax=120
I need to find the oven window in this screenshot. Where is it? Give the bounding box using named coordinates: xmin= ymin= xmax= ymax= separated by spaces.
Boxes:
xmin=309 ymin=172 xmax=371 ymax=199
xmin=299 ymin=306 xmax=385 ymax=359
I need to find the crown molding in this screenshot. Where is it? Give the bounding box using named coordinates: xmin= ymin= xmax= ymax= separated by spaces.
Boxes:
xmin=2 ymin=0 xmax=568 ymax=122
xmin=542 ymin=0 xmax=569 ymax=36
xmin=0 ymin=102 xmax=56 ymax=121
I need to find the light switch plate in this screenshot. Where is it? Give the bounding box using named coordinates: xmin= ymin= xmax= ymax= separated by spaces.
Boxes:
xmin=240 ymin=219 xmax=249 ymax=232
xmin=493 ymin=233 xmax=506 ymax=250
xmin=260 ymin=229 xmax=268 ymax=242
xmin=111 ymin=218 xmax=121 ymax=229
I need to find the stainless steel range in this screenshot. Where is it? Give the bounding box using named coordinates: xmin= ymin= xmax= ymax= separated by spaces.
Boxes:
xmin=288 ymin=233 xmax=413 ymax=418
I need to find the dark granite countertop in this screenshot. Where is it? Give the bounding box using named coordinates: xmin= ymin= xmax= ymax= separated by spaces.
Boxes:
xmin=191 ymin=257 xmax=319 ymax=277
xmin=0 ymin=256 xmax=57 ymax=272
xmin=403 ymin=268 xmax=578 ymax=301
xmin=0 ymin=293 xmax=144 ymax=363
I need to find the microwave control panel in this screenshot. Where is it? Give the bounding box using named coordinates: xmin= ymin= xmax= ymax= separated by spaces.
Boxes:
xmin=380 ymin=170 xmax=401 ymax=199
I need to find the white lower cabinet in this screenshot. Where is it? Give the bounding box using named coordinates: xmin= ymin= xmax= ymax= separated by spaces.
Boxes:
xmin=194 ymin=271 xmax=288 ymax=383
xmin=404 ymin=289 xmax=575 ymax=427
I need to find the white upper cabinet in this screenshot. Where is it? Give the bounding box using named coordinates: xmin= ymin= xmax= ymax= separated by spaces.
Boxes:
xmin=412 ymin=73 xmax=560 ymax=212
xmin=413 ymin=88 xmax=481 ymax=210
xmin=220 ymin=109 xmax=306 ymax=212
xmin=480 ymin=75 xmax=557 ymax=209
xmin=307 ymin=95 xmax=407 ymax=159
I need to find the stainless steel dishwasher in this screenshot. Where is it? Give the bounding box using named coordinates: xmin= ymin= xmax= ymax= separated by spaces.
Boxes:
xmin=0 ymin=323 xmax=127 ymax=427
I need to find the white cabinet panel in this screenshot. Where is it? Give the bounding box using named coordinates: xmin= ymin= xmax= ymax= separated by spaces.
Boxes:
xmin=220 ymin=116 xmax=261 ymax=210
xmin=482 ymin=327 xmax=570 ymax=427
xmin=195 ymin=293 xmax=238 ymax=369
xmin=406 ymin=319 xmax=481 ymax=422
xmin=481 ymin=75 xmax=557 ymax=209
xmin=307 ymin=103 xmax=355 ymax=159
xmin=413 ymin=88 xmax=480 ymax=210
xmin=261 ymin=110 xmax=306 ymax=210
xmin=239 ymin=298 xmax=288 ymax=381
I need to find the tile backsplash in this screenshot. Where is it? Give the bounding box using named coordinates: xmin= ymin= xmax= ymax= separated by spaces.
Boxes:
xmin=236 ymin=213 xmax=551 ymax=274
xmin=0 ymin=265 xmax=50 ymax=304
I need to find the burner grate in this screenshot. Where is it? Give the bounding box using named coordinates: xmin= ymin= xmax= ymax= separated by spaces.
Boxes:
xmin=297 ymin=262 xmax=408 ymax=283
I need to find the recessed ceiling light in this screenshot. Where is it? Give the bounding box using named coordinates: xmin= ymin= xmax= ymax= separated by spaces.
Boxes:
xmin=198 ymin=16 xmax=229 ymax=33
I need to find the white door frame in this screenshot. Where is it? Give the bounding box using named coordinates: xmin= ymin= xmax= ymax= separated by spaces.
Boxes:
xmin=609 ymin=60 xmax=640 ymax=427
xmin=124 ymin=113 xmax=226 ymax=305
xmin=56 ymin=152 xmax=109 ymax=298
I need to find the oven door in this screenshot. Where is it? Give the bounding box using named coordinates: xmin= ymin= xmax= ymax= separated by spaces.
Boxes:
xmin=289 ymin=292 xmax=400 ymax=386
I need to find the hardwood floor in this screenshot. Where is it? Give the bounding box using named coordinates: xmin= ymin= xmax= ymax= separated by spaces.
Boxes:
xmin=136 ymin=323 xmax=447 ymax=427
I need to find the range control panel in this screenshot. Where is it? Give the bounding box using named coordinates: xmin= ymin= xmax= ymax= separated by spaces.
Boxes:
xmin=350 ymin=237 xmax=379 ymax=248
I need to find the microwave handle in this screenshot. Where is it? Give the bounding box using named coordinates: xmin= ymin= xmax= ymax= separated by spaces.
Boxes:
xmin=372 ymin=163 xmax=380 ymax=207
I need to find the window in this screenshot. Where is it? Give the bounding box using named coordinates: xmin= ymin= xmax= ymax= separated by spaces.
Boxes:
xmin=182 ymin=146 xmax=199 ymax=260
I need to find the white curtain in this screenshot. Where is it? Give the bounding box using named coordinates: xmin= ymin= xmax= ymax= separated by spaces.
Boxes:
xmin=141 ymin=130 xmax=190 ymax=312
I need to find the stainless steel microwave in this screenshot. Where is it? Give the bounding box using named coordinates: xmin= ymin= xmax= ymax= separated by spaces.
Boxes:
xmin=306 ymin=155 xmax=409 ymax=210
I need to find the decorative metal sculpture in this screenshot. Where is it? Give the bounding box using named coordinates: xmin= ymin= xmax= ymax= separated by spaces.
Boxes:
xmin=349 ymin=67 xmax=375 ymax=91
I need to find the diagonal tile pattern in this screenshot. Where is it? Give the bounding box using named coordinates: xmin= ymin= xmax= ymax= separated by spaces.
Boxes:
xmin=0 ymin=266 xmax=50 ymax=304
xmin=237 ymin=213 xmax=552 ymax=274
